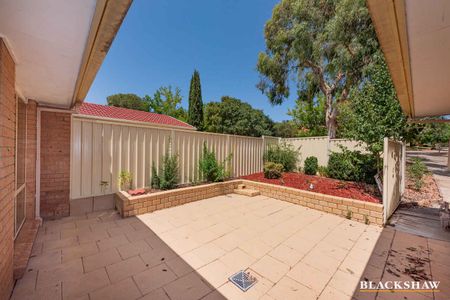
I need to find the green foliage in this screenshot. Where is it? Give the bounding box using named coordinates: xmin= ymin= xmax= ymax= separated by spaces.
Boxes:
xmin=159 ymin=153 xmax=179 ymax=190
xmin=264 ymin=142 xmax=299 ymax=172
xmin=204 ymin=96 xmax=274 ymax=137
xmin=304 ymin=156 xmax=319 ymax=175
xmin=188 ymin=70 xmax=204 ymax=130
xmin=338 ymin=53 xmax=407 ymax=159
xmin=408 ymin=158 xmax=427 ymax=190
xmin=151 ymin=165 xmax=160 ymax=189
xmin=198 ymin=143 xmax=232 ymax=182
xmin=416 ymin=122 xmax=450 ymax=147
xmin=263 ymin=162 xmax=283 ymax=179
xmin=273 ymin=121 xmax=298 ymax=138
xmin=107 ymin=93 xmax=149 ymax=111
xmin=327 ymin=147 xmax=377 ymax=183
xmin=257 ymin=0 xmax=378 ymax=137
xmin=143 ymin=86 xmax=187 ymax=121
xmin=119 ymin=171 xmax=132 ymax=190
xmin=288 ymin=96 xmax=327 ymax=137
xmin=317 ymin=166 xmax=329 ymax=177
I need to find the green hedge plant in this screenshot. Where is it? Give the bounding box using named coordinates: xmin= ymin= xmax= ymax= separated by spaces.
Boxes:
xmin=304 ymin=156 xmax=318 ymax=175
xmin=327 ymin=147 xmax=377 ymax=184
xmin=263 ymin=162 xmax=283 ymax=179
xmin=264 ymin=142 xmax=299 ymax=172
xmin=408 ymin=157 xmax=427 ymax=190
xmin=151 ymin=153 xmax=179 ymax=190
xmin=198 ymin=143 xmax=232 ymax=182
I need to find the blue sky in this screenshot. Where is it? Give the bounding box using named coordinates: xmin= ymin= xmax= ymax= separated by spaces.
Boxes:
xmin=86 ymin=0 xmax=296 ymax=122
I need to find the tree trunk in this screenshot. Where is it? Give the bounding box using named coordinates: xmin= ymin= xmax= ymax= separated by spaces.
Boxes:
xmin=325 ymin=93 xmax=338 ymax=139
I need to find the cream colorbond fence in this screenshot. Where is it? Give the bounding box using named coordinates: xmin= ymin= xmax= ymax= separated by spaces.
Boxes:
xmin=70 ymin=116 xmax=278 ymax=199
xmin=282 ymin=136 xmax=367 ymax=166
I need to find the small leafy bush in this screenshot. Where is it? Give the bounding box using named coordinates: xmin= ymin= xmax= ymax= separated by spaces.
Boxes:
xmin=317 ymin=166 xmax=329 ymax=177
xmin=151 ymin=165 xmax=160 ymax=189
xmin=304 ymin=156 xmax=318 ymax=175
xmin=327 ymin=147 xmax=377 ymax=183
xmin=408 ymin=157 xmax=427 ymax=190
xmin=119 ymin=171 xmax=132 ymax=190
xmin=264 ymin=142 xmax=299 ymax=172
xmin=263 ymin=162 xmax=283 ymax=179
xmin=151 ymin=153 xmax=179 ymax=190
xmin=198 ymin=143 xmax=232 ymax=182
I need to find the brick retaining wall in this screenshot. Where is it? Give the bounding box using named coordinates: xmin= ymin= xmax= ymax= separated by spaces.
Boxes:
xmin=115 ymin=179 xmax=384 ymax=226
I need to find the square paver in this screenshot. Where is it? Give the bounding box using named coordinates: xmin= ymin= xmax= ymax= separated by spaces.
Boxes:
xmin=163 ymin=272 xmax=213 ymax=300
xmin=133 ymin=263 xmax=178 ymax=295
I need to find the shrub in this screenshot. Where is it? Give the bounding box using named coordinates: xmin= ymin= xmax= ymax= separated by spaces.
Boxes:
xmin=159 ymin=153 xmax=179 ymax=190
xmin=263 ymin=162 xmax=283 ymax=179
xmin=317 ymin=166 xmax=329 ymax=177
xmin=408 ymin=157 xmax=427 ymax=190
xmin=304 ymin=156 xmax=318 ymax=175
xmin=151 ymin=165 xmax=160 ymax=189
xmin=119 ymin=171 xmax=132 ymax=190
xmin=264 ymin=142 xmax=299 ymax=172
xmin=198 ymin=143 xmax=232 ymax=182
xmin=327 ymin=147 xmax=377 ymax=183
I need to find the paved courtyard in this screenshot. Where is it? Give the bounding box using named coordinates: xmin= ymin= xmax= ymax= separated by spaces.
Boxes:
xmin=11 ymin=194 xmax=449 ymax=299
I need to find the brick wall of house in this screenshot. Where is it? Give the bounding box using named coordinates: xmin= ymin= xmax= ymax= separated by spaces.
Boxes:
xmin=40 ymin=111 xmax=71 ymax=218
xmin=26 ymin=100 xmax=37 ymax=220
xmin=0 ymin=38 xmax=16 ymax=300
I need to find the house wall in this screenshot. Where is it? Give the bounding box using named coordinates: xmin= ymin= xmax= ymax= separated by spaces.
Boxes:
xmin=26 ymin=100 xmax=37 ymax=220
xmin=0 ymin=38 xmax=16 ymax=300
xmin=40 ymin=111 xmax=71 ymax=218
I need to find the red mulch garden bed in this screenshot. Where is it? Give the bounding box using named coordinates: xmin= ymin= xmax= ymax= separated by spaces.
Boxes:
xmin=241 ymin=172 xmax=381 ymax=203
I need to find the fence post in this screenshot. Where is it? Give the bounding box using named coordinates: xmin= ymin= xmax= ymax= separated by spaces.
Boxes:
xmin=382 ymin=137 xmax=389 ymax=224
xmin=170 ymin=129 xmax=175 ymax=156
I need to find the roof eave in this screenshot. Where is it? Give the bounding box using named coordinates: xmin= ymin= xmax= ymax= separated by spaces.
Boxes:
xmin=71 ymin=0 xmax=133 ymax=109
xmin=367 ymin=0 xmax=415 ymax=118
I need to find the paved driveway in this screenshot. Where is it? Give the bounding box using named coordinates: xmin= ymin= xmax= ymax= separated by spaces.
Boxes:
xmin=13 ymin=194 xmax=384 ymax=299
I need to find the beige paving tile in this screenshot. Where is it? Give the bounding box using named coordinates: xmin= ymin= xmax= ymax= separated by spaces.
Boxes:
xmin=12 ymin=281 xmax=62 ymax=300
xmin=188 ymin=243 xmax=226 ymax=266
xmin=327 ymin=269 xmax=361 ymax=296
xmin=269 ymin=244 xmax=305 ymax=266
xmin=42 ymin=236 xmax=78 ymax=252
xmin=90 ymin=277 xmax=142 ymax=300
xmin=63 ymin=268 xmax=110 ymax=299
xmin=140 ymin=246 xmax=177 ymax=268
xmin=107 ymin=255 xmax=148 ymax=283
xmin=201 ymin=290 xmax=227 ymax=300
xmin=197 ymin=260 xmax=233 ymax=288
xmin=36 ymin=258 xmax=84 ymax=289
xmin=251 ymin=255 xmax=289 ymax=283
xmin=83 ymin=248 xmax=122 ymax=273
xmin=133 ymin=263 xmax=178 ymax=295
xmin=267 ymin=276 xmax=317 ymax=300
xmin=139 ymin=288 xmax=170 ymax=300
xmin=238 ymin=238 xmax=272 ymax=260
xmin=28 ymin=249 xmax=61 ymax=270
xmin=219 ymin=248 xmax=256 ymax=272
xmin=165 ymin=256 xmax=194 ymax=277
xmin=287 ymin=261 xmax=333 ymax=294
xmin=78 ymin=229 xmax=110 ymax=244
xmin=117 ymin=240 xmax=151 ymax=259
xmin=163 ymin=272 xmax=213 ymax=300
xmin=302 ymin=249 xmax=342 ymax=274
xmin=61 ymin=242 xmax=98 ymax=263
xmin=318 ymin=285 xmax=352 ymax=300
xmin=97 ymin=234 xmax=129 ymax=251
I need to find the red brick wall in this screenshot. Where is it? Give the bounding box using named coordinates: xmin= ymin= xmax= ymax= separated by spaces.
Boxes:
xmin=26 ymin=100 xmax=37 ymax=220
xmin=40 ymin=111 xmax=71 ymax=218
xmin=0 ymin=38 xmax=16 ymax=300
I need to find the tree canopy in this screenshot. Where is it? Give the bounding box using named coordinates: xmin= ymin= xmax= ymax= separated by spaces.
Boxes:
xmin=288 ymin=95 xmax=327 ymax=136
xmin=143 ymin=86 xmax=187 ymax=121
xmin=204 ymin=96 xmax=274 ymax=137
xmin=107 ymin=93 xmax=149 ymax=111
xmin=188 ymin=70 xmax=204 ymax=130
xmin=257 ymin=0 xmax=379 ymax=138
xmin=273 ymin=121 xmax=298 ymax=138
xmin=338 ymin=53 xmax=407 ymax=156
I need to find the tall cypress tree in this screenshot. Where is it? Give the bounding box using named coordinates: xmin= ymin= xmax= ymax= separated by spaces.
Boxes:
xmin=188 ymin=70 xmax=204 ymax=130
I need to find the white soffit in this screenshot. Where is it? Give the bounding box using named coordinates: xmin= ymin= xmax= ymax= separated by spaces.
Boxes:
xmin=0 ymin=0 xmax=97 ymax=107
xmin=406 ymin=0 xmax=450 ymax=117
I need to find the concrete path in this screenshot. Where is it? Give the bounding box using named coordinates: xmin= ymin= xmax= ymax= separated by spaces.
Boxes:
xmin=407 ymin=149 xmax=450 ymax=203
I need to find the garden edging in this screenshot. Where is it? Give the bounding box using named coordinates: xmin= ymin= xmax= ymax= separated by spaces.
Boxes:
xmin=115 ymin=179 xmax=384 ymax=226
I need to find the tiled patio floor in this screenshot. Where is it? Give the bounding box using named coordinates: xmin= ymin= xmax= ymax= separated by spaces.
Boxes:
xmin=11 ymin=194 xmax=449 ymax=299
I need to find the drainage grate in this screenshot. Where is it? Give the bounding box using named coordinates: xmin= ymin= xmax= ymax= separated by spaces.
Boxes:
xmin=229 ymin=270 xmax=258 ymax=292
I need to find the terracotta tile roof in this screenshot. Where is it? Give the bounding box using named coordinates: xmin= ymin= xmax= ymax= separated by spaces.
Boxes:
xmin=78 ymin=102 xmax=195 ymax=130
